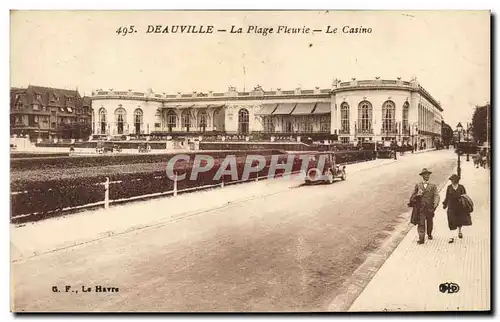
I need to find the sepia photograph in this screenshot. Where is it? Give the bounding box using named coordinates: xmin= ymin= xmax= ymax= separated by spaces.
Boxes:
xmin=9 ymin=9 xmax=491 ymax=313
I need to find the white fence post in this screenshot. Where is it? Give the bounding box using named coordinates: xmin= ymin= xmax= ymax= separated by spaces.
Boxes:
xmin=104 ymin=177 xmax=109 ymax=209
xmin=173 ymin=173 xmax=178 ymax=197
xmin=221 ymin=179 xmax=224 ymax=188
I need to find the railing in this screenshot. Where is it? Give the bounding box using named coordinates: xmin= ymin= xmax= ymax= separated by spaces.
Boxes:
xmin=339 ymin=129 xmax=350 ymax=135
xmin=356 ymin=128 xmax=374 ymax=135
xmin=380 ymin=128 xmax=398 ymax=135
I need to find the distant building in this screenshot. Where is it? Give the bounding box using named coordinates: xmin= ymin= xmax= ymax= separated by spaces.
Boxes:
xmin=90 ymin=78 xmax=444 ymax=147
xmin=10 ymin=85 xmax=92 ymax=140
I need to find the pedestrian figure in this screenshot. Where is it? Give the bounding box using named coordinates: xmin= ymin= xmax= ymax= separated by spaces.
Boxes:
xmin=443 ymin=174 xmax=472 ymax=243
xmin=408 ymin=168 xmax=440 ymax=244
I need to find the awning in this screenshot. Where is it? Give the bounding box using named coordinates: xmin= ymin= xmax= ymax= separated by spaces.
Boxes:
xmin=164 ymin=104 xmax=193 ymax=109
xmin=191 ymin=104 xmax=209 ymax=109
xmin=256 ymin=104 xmax=277 ymax=115
xmin=292 ymin=103 xmax=316 ymax=115
xmin=312 ymin=103 xmax=331 ymax=114
xmin=272 ymin=103 xmax=296 ymax=115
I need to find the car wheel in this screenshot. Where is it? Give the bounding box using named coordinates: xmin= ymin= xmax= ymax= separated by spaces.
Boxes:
xmin=327 ymin=170 xmax=334 ymax=184
xmin=341 ymin=171 xmax=347 ymax=181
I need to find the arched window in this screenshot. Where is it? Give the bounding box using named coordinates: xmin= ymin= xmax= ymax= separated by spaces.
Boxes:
xmin=134 ymin=108 xmax=143 ymax=135
xmin=382 ymin=101 xmax=396 ymax=133
xmin=114 ymin=107 xmax=126 ymax=135
xmin=167 ymin=110 xmax=177 ymax=131
xmin=264 ymin=116 xmax=275 ymax=133
xmin=357 ymin=101 xmax=373 ymax=133
xmin=238 ymin=108 xmax=250 ymax=134
xmin=402 ymin=102 xmax=409 ymax=135
xmin=99 ymin=107 xmax=107 ymax=134
xmin=154 ymin=109 xmax=161 ymax=129
xmin=198 ymin=110 xmax=207 ymax=131
xmin=340 ymin=102 xmax=350 ymax=133
xmin=181 ymin=110 xmax=191 ymax=131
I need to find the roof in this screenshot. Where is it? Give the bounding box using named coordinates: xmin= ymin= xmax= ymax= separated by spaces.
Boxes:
xmin=81 ymin=96 xmax=92 ymax=107
xmin=28 ymin=85 xmax=81 ymax=99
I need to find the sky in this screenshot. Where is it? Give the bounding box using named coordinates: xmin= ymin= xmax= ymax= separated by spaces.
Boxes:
xmin=10 ymin=10 xmax=490 ymax=126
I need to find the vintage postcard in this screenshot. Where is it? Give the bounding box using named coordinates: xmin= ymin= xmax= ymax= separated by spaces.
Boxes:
xmin=9 ymin=10 xmax=491 ymax=312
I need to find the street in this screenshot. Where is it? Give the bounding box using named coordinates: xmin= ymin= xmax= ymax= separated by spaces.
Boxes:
xmin=12 ymin=150 xmax=457 ymax=312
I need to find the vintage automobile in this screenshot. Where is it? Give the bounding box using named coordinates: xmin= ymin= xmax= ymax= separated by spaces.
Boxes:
xmin=304 ymin=151 xmax=346 ymax=184
xmin=376 ymin=146 xmax=396 ymax=159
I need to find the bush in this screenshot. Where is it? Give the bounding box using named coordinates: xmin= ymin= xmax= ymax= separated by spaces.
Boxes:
xmin=10 ymin=150 xmax=371 ymax=223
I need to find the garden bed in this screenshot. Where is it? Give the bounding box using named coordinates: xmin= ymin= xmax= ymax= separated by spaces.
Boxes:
xmin=10 ymin=149 xmax=376 ymax=223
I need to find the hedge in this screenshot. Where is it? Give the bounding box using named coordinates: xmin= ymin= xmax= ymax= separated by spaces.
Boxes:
xmin=10 ymin=149 xmax=287 ymax=171
xmin=10 ymin=150 xmax=375 ymax=223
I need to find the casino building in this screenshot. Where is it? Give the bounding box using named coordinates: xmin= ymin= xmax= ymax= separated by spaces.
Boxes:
xmin=90 ymin=77 xmax=443 ymax=148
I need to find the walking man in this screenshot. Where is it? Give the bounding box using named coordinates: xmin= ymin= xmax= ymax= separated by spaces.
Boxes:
xmin=408 ymin=168 xmax=440 ymax=244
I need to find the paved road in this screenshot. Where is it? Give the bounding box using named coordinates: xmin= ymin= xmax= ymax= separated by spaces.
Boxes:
xmin=12 ymin=150 xmax=457 ymax=312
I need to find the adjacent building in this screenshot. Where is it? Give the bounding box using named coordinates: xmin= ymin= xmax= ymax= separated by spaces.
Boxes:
xmin=10 ymin=85 xmax=93 ymax=140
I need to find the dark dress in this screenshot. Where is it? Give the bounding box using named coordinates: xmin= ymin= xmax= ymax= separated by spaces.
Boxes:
xmin=443 ymin=184 xmax=472 ymax=230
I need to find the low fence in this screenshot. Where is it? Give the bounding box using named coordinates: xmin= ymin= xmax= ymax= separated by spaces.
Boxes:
xmin=10 ymin=150 xmax=376 ymax=224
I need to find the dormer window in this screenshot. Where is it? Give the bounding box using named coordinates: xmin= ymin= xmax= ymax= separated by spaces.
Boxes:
xmin=67 ymin=107 xmax=73 ymax=113
xmin=32 ymin=104 xmax=39 ymax=111
xmin=60 ymin=107 xmax=65 ymax=112
xmin=67 ymin=98 xmax=73 ymax=103
xmin=36 ymin=94 xmax=42 ymax=100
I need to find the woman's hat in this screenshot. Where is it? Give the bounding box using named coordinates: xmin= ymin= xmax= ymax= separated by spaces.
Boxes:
xmin=449 ymin=174 xmax=460 ymax=181
xmin=419 ymin=168 xmax=432 ymax=176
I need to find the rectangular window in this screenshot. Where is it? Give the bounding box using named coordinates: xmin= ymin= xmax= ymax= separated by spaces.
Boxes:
xmin=36 ymin=94 xmax=41 ymax=100
xmin=34 ymin=115 xmax=39 ymax=123
xmin=341 ymin=137 xmax=349 ymax=144
xmin=67 ymin=107 xmax=73 ymax=113
xmin=320 ymin=115 xmax=330 ymax=132
xmin=33 ymin=104 xmax=39 ymax=110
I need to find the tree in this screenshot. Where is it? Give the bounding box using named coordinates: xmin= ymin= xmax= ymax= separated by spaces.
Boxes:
xmin=471 ymin=104 xmax=491 ymax=144
xmin=441 ymin=121 xmax=454 ymax=146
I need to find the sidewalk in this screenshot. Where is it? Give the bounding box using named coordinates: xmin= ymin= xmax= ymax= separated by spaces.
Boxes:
xmin=348 ymin=160 xmax=491 ymax=311
xmin=10 ymin=157 xmax=397 ymax=262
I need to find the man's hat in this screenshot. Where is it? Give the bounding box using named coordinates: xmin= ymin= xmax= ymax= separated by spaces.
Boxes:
xmin=419 ymin=168 xmax=432 ymax=176
xmin=449 ymin=174 xmax=460 ymax=181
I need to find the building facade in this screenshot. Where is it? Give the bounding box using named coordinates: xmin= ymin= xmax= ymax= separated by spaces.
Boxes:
xmin=90 ymin=78 xmax=443 ymax=148
xmin=10 ymin=85 xmax=92 ymax=140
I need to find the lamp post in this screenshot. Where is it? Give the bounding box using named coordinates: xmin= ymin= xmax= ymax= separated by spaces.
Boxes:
xmin=466 ymin=122 xmax=471 ymax=162
xmin=410 ymin=122 xmax=418 ymax=153
xmin=456 ymin=122 xmax=463 ymax=178
xmin=393 ymin=122 xmax=398 ymax=160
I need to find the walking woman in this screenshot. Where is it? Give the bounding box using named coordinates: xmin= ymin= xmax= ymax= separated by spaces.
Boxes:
xmin=443 ymin=174 xmax=472 ymax=243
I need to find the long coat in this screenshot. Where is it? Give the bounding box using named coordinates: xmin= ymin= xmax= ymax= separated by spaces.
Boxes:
xmin=443 ymin=184 xmax=472 ymax=230
xmin=409 ymin=182 xmax=440 ymax=225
